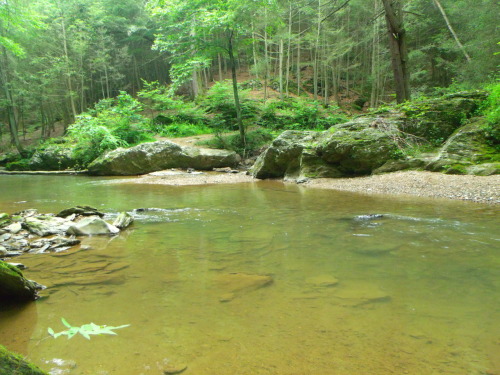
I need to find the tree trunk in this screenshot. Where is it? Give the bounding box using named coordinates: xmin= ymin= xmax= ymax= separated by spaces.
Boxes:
xmin=381 ymin=0 xmax=410 ymax=103
xmin=227 ymin=31 xmax=245 ymax=146
xmin=59 ymin=8 xmax=78 ymax=120
xmin=432 ymin=0 xmax=471 ymax=63
xmin=279 ymin=38 xmax=284 ymax=99
xmin=0 ymin=46 xmax=24 ymax=155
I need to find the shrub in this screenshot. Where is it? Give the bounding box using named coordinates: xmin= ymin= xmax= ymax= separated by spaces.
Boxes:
xmin=67 ymin=92 xmax=153 ymax=166
xmin=482 ymin=82 xmax=500 ymax=147
xmin=197 ymin=129 xmax=274 ymax=157
xmin=159 ymin=122 xmax=213 ymax=138
xmin=201 ymin=81 xmax=261 ymax=131
xmin=258 ymin=97 xmax=347 ymax=130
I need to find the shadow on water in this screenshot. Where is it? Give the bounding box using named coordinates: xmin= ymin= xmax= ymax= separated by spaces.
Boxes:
xmin=0 ymin=302 xmax=38 ymax=355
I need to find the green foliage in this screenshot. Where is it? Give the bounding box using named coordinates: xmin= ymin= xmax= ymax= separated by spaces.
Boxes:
xmin=48 ymin=318 xmax=130 ymax=340
xmin=201 ymin=81 xmax=261 ymax=131
xmin=5 ymin=159 xmax=31 ymax=171
xmin=158 ymin=122 xmax=213 ymax=138
xmin=258 ymin=98 xmax=347 ymax=131
xmin=67 ymin=92 xmax=153 ymax=166
xmin=197 ymin=128 xmax=274 ymax=156
xmin=481 ymin=82 xmax=500 ymax=147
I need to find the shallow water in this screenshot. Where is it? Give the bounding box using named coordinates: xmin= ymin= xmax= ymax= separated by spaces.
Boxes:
xmin=0 ymin=175 xmax=499 ymax=375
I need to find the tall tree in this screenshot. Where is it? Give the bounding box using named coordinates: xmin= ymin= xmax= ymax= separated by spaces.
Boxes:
xmin=381 ymin=0 xmax=410 ymax=103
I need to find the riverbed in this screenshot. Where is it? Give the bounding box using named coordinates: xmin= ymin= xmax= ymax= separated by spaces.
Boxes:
xmin=0 ymin=175 xmax=499 ymax=374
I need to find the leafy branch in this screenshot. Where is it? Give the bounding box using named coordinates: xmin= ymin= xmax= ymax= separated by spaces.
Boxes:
xmin=48 ymin=318 xmax=130 ymax=340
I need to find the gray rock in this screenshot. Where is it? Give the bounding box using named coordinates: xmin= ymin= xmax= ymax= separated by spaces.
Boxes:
xmin=113 ymin=212 xmax=134 ymax=229
xmin=252 ymin=118 xmax=400 ymax=179
xmin=87 ymin=141 xmax=241 ymax=176
xmin=5 ymin=222 xmax=22 ymax=234
xmin=426 ymin=119 xmax=499 ymax=175
xmin=67 ymin=216 xmax=120 ymax=236
xmin=22 ymin=216 xmax=70 ymax=237
xmin=29 ymin=144 xmax=77 ymax=171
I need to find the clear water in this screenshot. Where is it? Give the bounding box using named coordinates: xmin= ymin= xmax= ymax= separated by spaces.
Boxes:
xmin=0 ymin=175 xmax=499 ymax=375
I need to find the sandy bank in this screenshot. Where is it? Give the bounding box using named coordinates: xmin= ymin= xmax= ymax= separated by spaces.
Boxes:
xmin=128 ymin=169 xmax=499 ymax=204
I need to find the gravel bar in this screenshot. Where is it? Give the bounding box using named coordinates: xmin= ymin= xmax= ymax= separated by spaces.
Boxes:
xmin=305 ymin=171 xmax=500 ymax=204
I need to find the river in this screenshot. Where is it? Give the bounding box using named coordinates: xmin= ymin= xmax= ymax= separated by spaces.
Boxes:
xmin=0 ymin=175 xmax=499 ymax=374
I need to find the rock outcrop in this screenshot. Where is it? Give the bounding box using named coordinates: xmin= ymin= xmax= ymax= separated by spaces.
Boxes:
xmin=426 ymin=118 xmax=500 ymax=175
xmin=87 ymin=140 xmax=240 ymax=175
xmin=29 ymin=145 xmax=77 ymax=171
xmin=0 ymin=260 xmax=40 ymax=302
xmin=252 ymin=118 xmax=400 ymax=180
xmin=252 ymin=91 xmax=497 ymax=180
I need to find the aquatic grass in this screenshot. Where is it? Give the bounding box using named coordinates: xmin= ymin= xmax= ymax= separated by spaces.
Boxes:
xmin=48 ymin=318 xmax=129 ymax=340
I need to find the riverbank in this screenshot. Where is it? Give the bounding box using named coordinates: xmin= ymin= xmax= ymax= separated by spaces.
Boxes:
xmin=125 ymin=169 xmax=500 ymax=204
xmin=304 ymin=171 xmax=500 ymax=204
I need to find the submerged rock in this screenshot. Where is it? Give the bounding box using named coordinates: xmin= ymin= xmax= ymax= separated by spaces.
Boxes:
xmin=0 ymin=260 xmax=40 ymax=302
xmin=67 ymin=216 xmax=120 ymax=236
xmin=87 ymin=140 xmax=241 ymax=176
xmin=215 ymin=272 xmax=273 ymax=302
xmin=306 ymin=275 xmax=339 ymax=287
xmin=0 ymin=345 xmax=47 ymax=375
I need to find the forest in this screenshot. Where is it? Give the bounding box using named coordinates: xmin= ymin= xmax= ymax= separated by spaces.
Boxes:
xmin=0 ymin=0 xmax=498 ymax=161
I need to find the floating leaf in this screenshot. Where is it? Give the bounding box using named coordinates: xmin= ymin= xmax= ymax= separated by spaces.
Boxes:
xmin=48 ymin=318 xmax=130 ymax=340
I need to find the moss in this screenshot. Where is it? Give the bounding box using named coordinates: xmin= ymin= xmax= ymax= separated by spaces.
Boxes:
xmin=0 ymin=260 xmax=38 ymax=302
xmin=0 ymin=345 xmax=47 ymax=375
xmin=0 ymin=213 xmax=11 ymax=228
xmin=444 ymin=164 xmax=468 ymax=175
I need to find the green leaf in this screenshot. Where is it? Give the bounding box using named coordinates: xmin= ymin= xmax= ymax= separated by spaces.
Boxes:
xmin=47 ymin=327 xmax=55 ymax=337
xmin=61 ymin=317 xmax=72 ymax=328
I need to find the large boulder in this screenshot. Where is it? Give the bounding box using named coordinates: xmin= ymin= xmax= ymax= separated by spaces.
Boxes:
xmin=426 ymin=118 xmax=500 ymax=175
xmin=397 ymin=91 xmax=487 ymax=145
xmin=87 ymin=141 xmax=240 ymax=175
xmin=29 ymin=144 xmax=77 ymax=171
xmin=252 ymin=118 xmax=400 ymax=179
xmin=66 ymin=216 xmax=120 ymax=236
xmin=0 ymin=345 xmax=47 ymax=375
xmin=0 ymin=260 xmax=40 ymax=302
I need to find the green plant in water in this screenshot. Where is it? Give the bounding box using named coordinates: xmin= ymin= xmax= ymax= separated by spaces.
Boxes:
xmin=48 ymin=318 xmax=130 ymax=340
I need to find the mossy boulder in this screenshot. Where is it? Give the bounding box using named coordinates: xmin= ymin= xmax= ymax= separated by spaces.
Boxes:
xmin=0 ymin=261 xmax=39 ymax=302
xmin=29 ymin=145 xmax=77 ymax=171
xmin=87 ymin=140 xmax=240 ymax=175
xmin=397 ymin=91 xmax=486 ymax=145
xmin=426 ymin=118 xmax=500 ymax=175
xmin=252 ymin=118 xmax=400 ymax=179
xmin=0 ymin=345 xmax=47 ymax=375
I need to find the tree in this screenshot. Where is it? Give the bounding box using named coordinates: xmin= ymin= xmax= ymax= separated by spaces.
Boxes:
xmin=148 ymin=0 xmax=253 ymax=144
xmin=381 ymin=0 xmax=410 ymax=103
xmin=0 ymin=0 xmax=42 ymax=155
